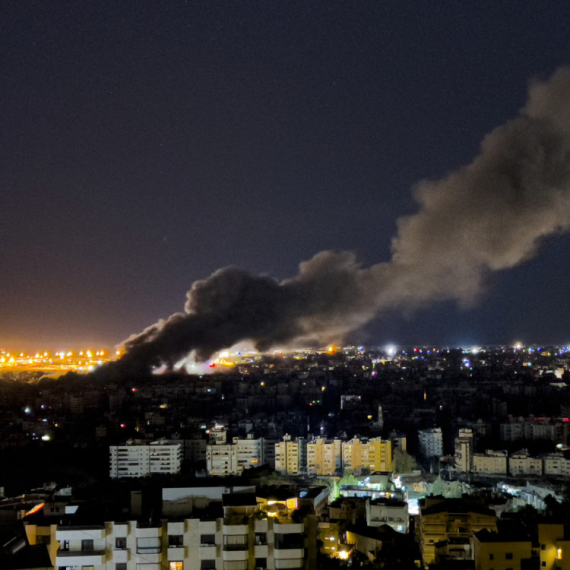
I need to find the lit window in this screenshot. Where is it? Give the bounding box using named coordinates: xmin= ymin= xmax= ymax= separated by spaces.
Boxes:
xmin=170 ymin=563 xmax=184 ymax=570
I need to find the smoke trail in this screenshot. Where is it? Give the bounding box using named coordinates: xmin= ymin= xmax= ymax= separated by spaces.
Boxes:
xmin=121 ymin=67 xmax=570 ymax=369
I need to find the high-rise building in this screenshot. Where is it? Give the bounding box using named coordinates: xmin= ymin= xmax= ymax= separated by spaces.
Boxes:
xmin=275 ymin=434 xmax=306 ymax=475
xmin=342 ymin=437 xmax=393 ymax=473
xmin=206 ymin=443 xmax=238 ymax=476
xmin=454 ymin=429 xmax=474 ymax=473
xmin=109 ymin=441 xmax=182 ymax=479
xmin=50 ymin=486 xmax=323 ymax=570
xmin=206 ymin=434 xmax=265 ymax=476
xmin=418 ymin=428 xmax=443 ymax=459
xmin=307 ymin=438 xmax=342 ymax=476
xmin=366 ymin=438 xmax=393 ymax=473
xmin=341 ymin=438 xmax=365 ymax=472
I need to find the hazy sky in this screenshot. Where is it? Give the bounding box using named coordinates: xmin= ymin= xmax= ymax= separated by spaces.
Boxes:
xmin=3 ymin=1 xmax=570 ymax=351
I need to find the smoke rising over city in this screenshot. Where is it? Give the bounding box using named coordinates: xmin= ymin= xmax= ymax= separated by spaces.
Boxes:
xmin=121 ymin=67 xmax=570 ymax=370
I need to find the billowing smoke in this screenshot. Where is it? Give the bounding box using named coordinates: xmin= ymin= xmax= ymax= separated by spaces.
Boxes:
xmin=121 ymin=67 xmax=570 ymax=370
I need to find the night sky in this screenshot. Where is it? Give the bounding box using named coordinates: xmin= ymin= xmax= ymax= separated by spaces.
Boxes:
xmin=3 ymin=1 xmax=570 ymax=352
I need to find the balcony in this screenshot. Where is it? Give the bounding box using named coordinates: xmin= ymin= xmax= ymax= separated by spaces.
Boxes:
xmin=134 ymin=551 xmax=161 ymax=564
xmin=167 ymin=521 xmax=185 ymax=535
xmin=56 ymin=527 xmax=105 ymax=541
xmin=224 ymin=543 xmax=248 ymax=551
xmin=275 ymin=553 xmax=304 ymax=566
xmin=136 ymin=526 xmax=162 ymax=538
xmin=223 ymin=549 xmax=248 ymax=561
xmin=199 ymin=545 xmax=217 ymax=559
xmin=113 ymin=549 xmax=129 ymax=563
xmin=255 ymin=544 xmax=269 ymax=558
xmin=167 ymin=546 xmax=186 ymax=560
xmin=273 ymin=521 xmax=304 ymax=534
xmin=223 ymin=523 xmax=248 ymax=535
xmin=56 ymin=549 xmax=106 ymax=566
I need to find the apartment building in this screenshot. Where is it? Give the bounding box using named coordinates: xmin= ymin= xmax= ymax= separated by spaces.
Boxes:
xmin=543 ymin=453 xmax=570 ymax=477
xmin=51 ymin=487 xmax=321 ymax=570
xmin=306 ymin=438 xmax=342 ymax=476
xmin=508 ymin=449 xmax=543 ymax=477
xmin=454 ymin=429 xmax=474 ymax=473
xmin=418 ymin=497 xmax=497 ymax=566
xmin=472 ymin=450 xmax=508 ymax=475
xmin=109 ymin=440 xmax=182 ymax=479
xmin=538 ymin=523 xmax=570 ymax=570
xmin=341 ymin=438 xmax=365 ymax=472
xmin=207 ymin=443 xmax=239 ymax=477
xmin=206 ymin=435 xmax=265 ymax=476
xmin=472 ymin=529 xmax=533 ymax=570
xmin=365 ymin=438 xmax=392 ymax=473
xmin=274 ymin=435 xmax=306 ymax=475
xmin=473 ymin=524 xmax=570 ymax=570
xmin=418 ymin=428 xmax=443 ymax=459
xmin=500 ymin=417 xmax=569 ymax=445
xmin=366 ymin=498 xmax=408 ymax=533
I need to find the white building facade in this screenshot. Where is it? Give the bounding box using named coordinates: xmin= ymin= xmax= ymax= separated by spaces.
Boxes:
xmin=206 ymin=434 xmax=265 ymax=476
xmin=418 ymin=428 xmax=443 ymax=459
xmin=109 ymin=441 xmax=182 ymax=479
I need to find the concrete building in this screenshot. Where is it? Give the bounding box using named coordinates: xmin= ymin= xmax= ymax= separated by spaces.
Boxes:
xmin=508 ymin=449 xmax=543 ymax=477
xmin=342 ymin=437 xmax=365 ymax=472
xmin=472 ymin=528 xmax=533 ymax=570
xmin=389 ymin=431 xmax=407 ymax=453
xmin=538 ymin=523 xmax=570 ymax=570
xmin=182 ymin=438 xmax=207 ymax=464
xmin=206 ymin=434 xmax=265 ymax=476
xmin=306 ymin=438 xmax=342 ymax=476
xmin=206 ymin=443 xmax=238 ymax=477
xmin=418 ymin=497 xmax=497 ymax=566
xmin=366 ymin=438 xmax=393 ymax=473
xmin=109 ymin=440 xmax=182 ymax=479
xmin=341 ymin=437 xmax=393 ymax=474
xmin=52 ymin=487 xmax=322 ymax=570
xmin=208 ymin=424 xmax=227 ymax=444
xmin=500 ymin=417 xmax=569 ymax=445
xmin=418 ymin=427 xmax=443 ymax=459
xmin=233 ymin=435 xmax=265 ymax=471
xmin=454 ymin=429 xmax=474 ymax=473
xmin=543 ymin=453 xmax=570 ymax=477
xmin=366 ymin=497 xmax=408 ymax=533
xmin=472 ymin=450 xmax=508 ymax=475
xmin=275 ymin=434 xmax=306 ymax=475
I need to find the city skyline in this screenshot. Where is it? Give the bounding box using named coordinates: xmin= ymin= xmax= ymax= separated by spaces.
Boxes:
xmin=3 ymin=3 xmax=570 ymax=352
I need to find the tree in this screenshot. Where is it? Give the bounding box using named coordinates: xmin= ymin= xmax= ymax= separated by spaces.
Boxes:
xmin=392 ymin=448 xmax=418 ymax=474
xmin=330 ymin=479 xmax=340 ymax=501
xmin=339 ymin=469 xmax=359 ymax=488
xmin=430 ymin=476 xmax=445 ymax=497
xmin=445 ymin=480 xmax=464 ymax=498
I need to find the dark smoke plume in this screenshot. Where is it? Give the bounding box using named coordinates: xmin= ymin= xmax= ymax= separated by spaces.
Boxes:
xmin=121 ymin=67 xmax=570 ymax=370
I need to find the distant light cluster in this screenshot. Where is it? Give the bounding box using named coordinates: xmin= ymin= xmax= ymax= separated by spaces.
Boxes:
xmin=0 ymin=348 xmax=117 ymax=373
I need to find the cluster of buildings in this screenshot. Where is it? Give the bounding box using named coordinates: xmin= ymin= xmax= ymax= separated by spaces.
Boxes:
xmin=417 ymin=496 xmax=570 ymax=569
xmin=9 ymin=479 xmax=415 ymax=570
xmin=449 ymin=426 xmax=570 ymax=477
xmin=6 ymin=344 xmax=570 ymax=568
xmin=109 ymin=433 xmax=392 ymax=479
xmin=3 ymin=478 xmax=570 ymax=570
